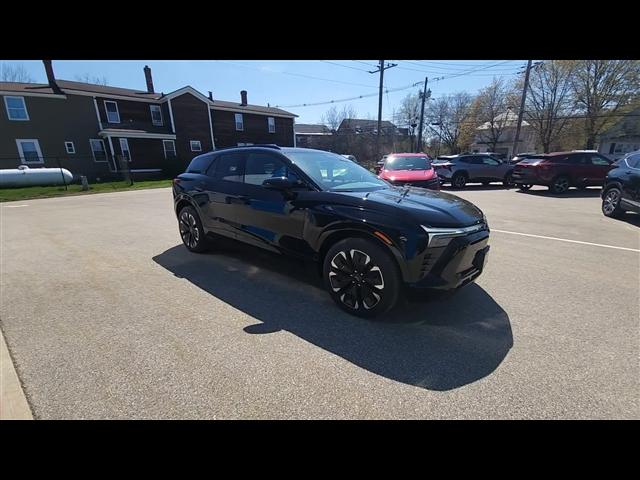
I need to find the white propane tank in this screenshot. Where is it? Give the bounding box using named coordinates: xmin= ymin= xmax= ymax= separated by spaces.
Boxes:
xmin=0 ymin=165 xmax=74 ymax=188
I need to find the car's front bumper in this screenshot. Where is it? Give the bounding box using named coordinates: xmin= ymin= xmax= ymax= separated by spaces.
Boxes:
xmin=408 ymin=229 xmax=490 ymax=290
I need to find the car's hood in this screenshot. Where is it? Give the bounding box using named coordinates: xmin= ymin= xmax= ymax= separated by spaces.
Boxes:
xmin=339 ymin=187 xmax=484 ymax=228
xmin=379 ymin=168 xmax=436 ymax=181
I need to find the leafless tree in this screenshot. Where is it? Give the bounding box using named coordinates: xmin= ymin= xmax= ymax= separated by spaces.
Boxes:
xmin=74 ymin=73 xmax=109 ymax=86
xmin=427 ymin=92 xmax=474 ymax=154
xmin=0 ymin=63 xmax=34 ymax=82
xmin=321 ymin=104 xmax=357 ymax=131
xmin=474 ymin=77 xmax=515 ymax=152
xmin=570 ymin=60 xmax=640 ymax=149
xmin=524 ymin=60 xmax=576 ymax=153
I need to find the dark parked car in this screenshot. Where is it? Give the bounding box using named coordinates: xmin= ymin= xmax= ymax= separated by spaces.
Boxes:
xmin=512 ymin=151 xmax=613 ymax=194
xmin=601 ymin=150 xmax=640 ymax=218
xmin=173 ymin=146 xmax=490 ymax=318
xmin=510 ymin=152 xmax=538 ymax=164
xmin=433 ymin=153 xmax=514 ymax=188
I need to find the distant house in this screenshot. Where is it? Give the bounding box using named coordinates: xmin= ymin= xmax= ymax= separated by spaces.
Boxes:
xmin=337 ymin=118 xmax=399 ymax=136
xmin=0 ymin=61 xmax=296 ymax=181
xmin=295 ymin=123 xmax=333 ymax=149
xmin=598 ymin=107 xmax=640 ymax=159
xmin=470 ymin=111 xmax=536 ymax=158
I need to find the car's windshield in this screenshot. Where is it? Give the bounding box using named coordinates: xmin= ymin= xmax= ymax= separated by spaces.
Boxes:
xmin=385 ymin=156 xmax=431 ymax=171
xmin=285 ymin=150 xmax=389 ymax=192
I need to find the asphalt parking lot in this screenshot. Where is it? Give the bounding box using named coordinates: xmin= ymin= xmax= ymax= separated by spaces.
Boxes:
xmin=1 ymin=185 xmax=638 ymax=419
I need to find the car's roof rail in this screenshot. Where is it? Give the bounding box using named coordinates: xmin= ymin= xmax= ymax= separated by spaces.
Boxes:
xmin=213 ymin=144 xmax=282 ymax=151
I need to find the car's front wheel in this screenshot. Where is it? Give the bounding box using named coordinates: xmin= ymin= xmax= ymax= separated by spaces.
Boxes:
xmin=452 ymin=172 xmax=468 ymax=189
xmin=550 ymin=175 xmax=570 ymax=194
xmin=178 ymin=205 xmax=210 ymax=253
xmin=602 ymin=187 xmax=625 ymax=218
xmin=323 ymin=238 xmax=400 ymax=318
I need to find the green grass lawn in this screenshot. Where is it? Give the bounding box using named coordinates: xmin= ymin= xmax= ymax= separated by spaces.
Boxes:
xmin=0 ymin=179 xmax=173 ymax=202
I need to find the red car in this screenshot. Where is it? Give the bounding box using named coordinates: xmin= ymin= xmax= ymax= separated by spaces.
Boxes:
xmin=512 ymin=151 xmax=614 ymax=194
xmin=378 ymin=153 xmax=440 ymax=190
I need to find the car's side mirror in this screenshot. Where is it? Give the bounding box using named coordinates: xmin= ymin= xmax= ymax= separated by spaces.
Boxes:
xmin=262 ymin=177 xmax=297 ymax=190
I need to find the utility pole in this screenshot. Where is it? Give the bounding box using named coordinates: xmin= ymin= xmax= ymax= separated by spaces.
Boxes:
xmin=417 ymin=77 xmax=429 ymax=152
xmin=369 ymin=60 xmax=397 ymax=160
xmin=512 ymin=60 xmax=533 ymax=157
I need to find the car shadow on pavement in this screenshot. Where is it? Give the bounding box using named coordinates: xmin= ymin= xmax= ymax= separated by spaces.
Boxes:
xmin=153 ymin=241 xmax=513 ymax=392
xmin=515 ymin=187 xmax=602 ymax=198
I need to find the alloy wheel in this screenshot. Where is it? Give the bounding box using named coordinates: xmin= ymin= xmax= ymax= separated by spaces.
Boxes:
xmin=179 ymin=211 xmax=200 ymax=249
xmin=328 ymin=249 xmax=385 ymax=310
xmin=553 ymin=177 xmax=569 ymax=193
xmin=603 ymin=190 xmax=620 ymax=215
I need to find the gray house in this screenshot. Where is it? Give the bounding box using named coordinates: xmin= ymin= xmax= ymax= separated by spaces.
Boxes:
xmin=598 ymin=108 xmax=640 ymax=160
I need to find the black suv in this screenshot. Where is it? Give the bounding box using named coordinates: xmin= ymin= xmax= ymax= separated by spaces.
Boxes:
xmin=601 ymin=150 xmax=640 ymax=218
xmin=172 ymin=146 xmax=490 ymax=318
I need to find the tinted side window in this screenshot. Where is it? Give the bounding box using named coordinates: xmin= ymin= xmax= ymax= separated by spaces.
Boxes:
xmin=244 ymin=152 xmax=298 ymax=186
xmin=482 ymin=157 xmax=500 ymax=165
xmin=589 ymin=155 xmax=611 ymax=166
xmin=627 ymin=154 xmax=640 ymax=169
xmin=459 ymin=156 xmax=474 ymax=164
xmin=212 ymin=153 xmax=245 ymax=183
xmin=186 ymin=153 xmax=214 ymax=173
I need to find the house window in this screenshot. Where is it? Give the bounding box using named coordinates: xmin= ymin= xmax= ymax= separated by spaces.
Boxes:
xmin=65 ymin=141 xmax=76 ymax=154
xmin=150 ymin=105 xmax=163 ymax=126
xmin=119 ymin=138 xmax=131 ymax=162
xmin=190 ymin=140 xmax=202 ymax=152
xmin=163 ymin=140 xmax=176 ymax=158
xmin=4 ymin=96 xmax=29 ymax=121
xmin=90 ymin=139 xmax=107 ymax=162
xmin=268 ymin=117 xmax=275 ymax=133
xmin=235 ymin=113 xmax=244 ymax=131
xmin=16 ymin=139 xmax=43 ymax=164
xmin=104 ymin=100 xmax=120 ymax=123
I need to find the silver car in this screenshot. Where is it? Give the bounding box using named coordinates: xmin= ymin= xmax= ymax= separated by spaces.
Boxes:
xmin=433 ymin=154 xmax=515 ymax=188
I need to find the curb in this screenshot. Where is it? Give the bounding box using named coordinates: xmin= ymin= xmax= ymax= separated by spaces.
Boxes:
xmin=0 ymin=328 xmax=33 ymax=420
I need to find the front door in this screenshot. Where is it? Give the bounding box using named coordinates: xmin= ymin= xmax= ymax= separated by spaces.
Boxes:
xmin=236 ymin=151 xmax=309 ymax=256
xmin=586 ymin=153 xmax=613 ymax=185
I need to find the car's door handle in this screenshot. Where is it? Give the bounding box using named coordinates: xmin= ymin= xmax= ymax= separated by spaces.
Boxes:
xmin=227 ymin=195 xmax=250 ymax=205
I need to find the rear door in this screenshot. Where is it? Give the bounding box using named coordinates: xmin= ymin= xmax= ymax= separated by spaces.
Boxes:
xmin=479 ymin=156 xmax=505 ymax=180
xmin=203 ymin=152 xmax=247 ymax=239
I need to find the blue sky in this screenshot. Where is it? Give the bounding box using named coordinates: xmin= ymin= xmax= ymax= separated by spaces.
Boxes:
xmin=5 ymin=60 xmax=526 ymax=124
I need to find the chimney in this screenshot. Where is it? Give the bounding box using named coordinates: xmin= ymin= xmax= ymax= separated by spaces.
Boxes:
xmin=42 ymin=60 xmax=62 ymax=94
xmin=240 ymin=90 xmax=247 ymax=106
xmin=143 ymin=65 xmax=154 ymax=93
xmin=208 ymin=91 xmax=213 ymax=101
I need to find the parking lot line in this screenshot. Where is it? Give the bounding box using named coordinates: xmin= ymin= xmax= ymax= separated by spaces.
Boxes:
xmin=492 ymin=229 xmax=640 ymax=253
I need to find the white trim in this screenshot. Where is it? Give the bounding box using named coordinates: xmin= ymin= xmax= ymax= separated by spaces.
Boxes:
xmin=210 ymin=104 xmax=296 ymax=118
xmin=119 ymin=138 xmax=132 ymax=162
xmin=4 ymin=96 xmax=29 ymax=121
xmin=163 ymin=139 xmax=176 ymax=159
xmin=106 ymin=136 xmax=117 ymax=172
xmin=0 ymin=90 xmax=66 ymax=99
xmin=104 ymin=100 xmax=120 ymax=123
xmin=235 ymin=113 xmax=244 ymax=131
xmin=268 ymin=116 xmax=275 ymax=134
xmin=167 ymin=99 xmax=176 ymax=133
xmin=162 ymin=86 xmax=211 ymax=104
xmin=93 ymin=97 xmax=103 ymax=130
xmin=207 ymin=105 xmax=216 ymax=150
xmin=190 ymin=140 xmax=202 ymax=152
xmin=89 ymin=139 xmax=108 ymax=163
xmin=15 ymin=139 xmax=43 ymax=164
xmin=64 ymin=141 xmax=76 ymax=154
xmin=150 ymin=104 xmax=163 ymax=126
xmin=107 ymin=136 xmax=115 ymax=157
xmin=98 ymin=129 xmax=176 ymax=140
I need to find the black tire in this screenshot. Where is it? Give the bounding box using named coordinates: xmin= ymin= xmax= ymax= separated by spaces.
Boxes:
xmin=482 ymin=182 xmax=491 ymax=186
xmin=602 ymin=187 xmax=625 ymax=218
xmin=452 ymin=172 xmax=468 ymax=189
xmin=503 ymin=172 xmax=514 ymax=187
xmin=178 ymin=205 xmax=209 ymax=253
xmin=550 ymin=175 xmax=570 ymax=194
xmin=323 ymin=238 xmax=401 ymax=319
xmin=517 ymin=183 xmax=532 ymax=191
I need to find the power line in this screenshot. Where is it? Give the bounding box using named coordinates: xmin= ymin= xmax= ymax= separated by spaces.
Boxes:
xmin=320 ymin=60 xmax=372 ymax=72
xmin=399 ymin=60 xmax=523 ymax=72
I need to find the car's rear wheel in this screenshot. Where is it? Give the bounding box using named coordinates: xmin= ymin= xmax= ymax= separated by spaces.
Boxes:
xmin=323 ymin=238 xmax=400 ymax=318
xmin=602 ymin=187 xmax=625 ymax=218
xmin=550 ymin=175 xmax=570 ymax=194
xmin=178 ymin=205 xmax=209 ymax=253
xmin=452 ymin=172 xmax=468 ymax=189
xmin=517 ymin=183 xmax=532 ymax=191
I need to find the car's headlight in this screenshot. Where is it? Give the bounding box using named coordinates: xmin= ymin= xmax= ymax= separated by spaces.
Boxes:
xmin=421 ymin=222 xmax=486 ymax=248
